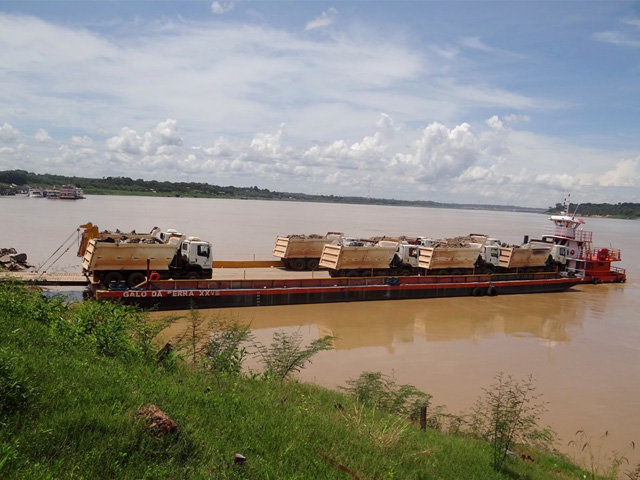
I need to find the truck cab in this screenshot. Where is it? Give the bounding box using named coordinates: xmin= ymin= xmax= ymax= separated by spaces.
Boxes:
xmin=549 ymin=244 xmax=567 ymax=266
xmin=173 ymin=236 xmax=213 ymax=278
xmin=481 ymin=244 xmax=501 ymax=267
xmin=394 ymin=243 xmax=421 ymax=269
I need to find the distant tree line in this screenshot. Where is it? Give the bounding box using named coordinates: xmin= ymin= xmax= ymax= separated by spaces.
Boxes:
xmin=547 ymin=202 xmax=640 ymax=219
xmin=5 ymin=169 xmax=636 ymax=217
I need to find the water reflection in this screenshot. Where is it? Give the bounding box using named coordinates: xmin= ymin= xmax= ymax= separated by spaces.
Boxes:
xmin=152 ymin=288 xmax=597 ymax=353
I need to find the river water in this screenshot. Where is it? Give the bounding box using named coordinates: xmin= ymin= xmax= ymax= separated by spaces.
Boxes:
xmin=2 ymin=194 xmax=639 ymax=469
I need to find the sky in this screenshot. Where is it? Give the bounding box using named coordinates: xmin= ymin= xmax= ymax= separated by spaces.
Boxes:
xmin=1 ymin=1 xmax=639 ymax=207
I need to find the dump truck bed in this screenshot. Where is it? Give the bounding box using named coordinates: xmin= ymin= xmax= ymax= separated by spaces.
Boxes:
xmin=272 ymin=236 xmax=332 ymax=259
xmin=418 ymin=245 xmax=483 ymax=270
xmin=82 ymin=239 xmax=178 ymax=273
xmin=499 ymin=246 xmax=551 ymax=268
xmin=319 ymin=244 xmax=397 ymax=270
xmin=272 ymin=234 xmax=340 ymax=259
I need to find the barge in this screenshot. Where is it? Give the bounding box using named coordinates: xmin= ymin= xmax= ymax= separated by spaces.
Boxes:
xmin=93 ymin=272 xmax=581 ymax=311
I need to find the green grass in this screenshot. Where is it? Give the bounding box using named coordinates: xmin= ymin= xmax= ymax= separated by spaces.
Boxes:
xmin=0 ymin=282 xmax=598 ymax=479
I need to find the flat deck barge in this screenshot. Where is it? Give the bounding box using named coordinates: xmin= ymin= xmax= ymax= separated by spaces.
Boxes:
xmin=93 ymin=272 xmax=581 ymax=311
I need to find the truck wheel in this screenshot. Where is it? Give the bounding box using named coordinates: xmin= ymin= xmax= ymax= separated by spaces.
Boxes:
xmin=127 ymin=271 xmax=146 ymax=287
xmin=186 ymin=270 xmax=201 ymax=279
xmin=487 ymin=286 xmax=498 ymax=296
xmin=306 ymin=258 xmax=320 ymax=270
xmin=103 ymin=271 xmax=124 ymax=287
xmin=289 ymin=258 xmax=307 ymax=271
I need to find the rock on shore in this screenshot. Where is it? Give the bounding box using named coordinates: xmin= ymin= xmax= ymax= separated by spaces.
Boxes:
xmin=0 ymin=248 xmax=32 ymax=271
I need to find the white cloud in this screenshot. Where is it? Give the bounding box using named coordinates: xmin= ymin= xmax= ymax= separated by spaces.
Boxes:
xmin=106 ymin=119 xmax=182 ymax=158
xmin=305 ymin=7 xmax=338 ymax=31
xmin=622 ymin=18 xmax=640 ymax=29
xmin=593 ymin=31 xmax=640 ymax=48
xmin=0 ymin=123 xmax=19 ymax=143
xmin=599 ymin=159 xmax=640 ymax=187
xmin=486 ymin=116 xmax=503 ymax=130
xmin=534 ymin=173 xmax=580 ymax=190
xmin=594 ymin=18 xmax=640 ymax=48
xmin=460 ymin=36 xmax=494 ymax=53
xmin=1 ymin=114 xmax=639 ymax=206
xmin=211 ymin=1 xmax=234 ymax=15
xmin=402 ymin=122 xmax=480 ymax=183
xmin=502 ymin=114 xmax=530 ymax=124
xmin=34 ymin=128 xmax=52 ymax=143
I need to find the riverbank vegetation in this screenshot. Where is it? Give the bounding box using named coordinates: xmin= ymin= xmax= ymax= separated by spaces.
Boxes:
xmin=547 ymin=202 xmax=640 ymax=219
xmin=0 ymin=169 xmax=544 ymax=212
xmin=2 ymin=282 xmax=628 ymax=479
xmin=4 ymin=169 xmax=639 ymax=217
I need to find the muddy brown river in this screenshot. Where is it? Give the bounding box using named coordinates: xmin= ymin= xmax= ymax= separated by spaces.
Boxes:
xmin=3 ymin=194 xmax=639 ymax=470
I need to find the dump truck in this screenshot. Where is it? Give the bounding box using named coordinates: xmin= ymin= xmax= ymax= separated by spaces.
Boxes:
xmin=320 ymin=232 xmax=568 ymax=278
xmin=77 ymin=224 xmax=213 ymax=287
xmin=273 ymin=232 xmax=342 ymax=270
xmin=419 ymin=238 xmax=567 ymax=275
xmin=418 ymin=244 xmax=485 ymax=274
xmin=320 ymin=237 xmax=427 ymax=277
xmin=498 ymin=243 xmax=567 ymax=272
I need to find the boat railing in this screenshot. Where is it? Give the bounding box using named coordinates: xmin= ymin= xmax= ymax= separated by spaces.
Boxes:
xmin=587 ymin=247 xmax=622 ymax=262
xmin=544 ymin=227 xmax=593 ymax=242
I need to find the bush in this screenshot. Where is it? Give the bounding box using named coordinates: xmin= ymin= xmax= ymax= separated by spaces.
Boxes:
xmin=66 ymin=301 xmax=155 ymax=359
xmin=204 ymin=316 xmax=252 ymax=375
xmin=470 ymin=373 xmax=551 ymax=471
xmin=341 ymin=371 xmax=441 ymax=424
xmin=255 ymin=331 xmax=333 ymax=380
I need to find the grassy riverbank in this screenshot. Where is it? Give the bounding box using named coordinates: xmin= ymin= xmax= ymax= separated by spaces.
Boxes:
xmin=0 ymin=282 xmax=605 ymax=479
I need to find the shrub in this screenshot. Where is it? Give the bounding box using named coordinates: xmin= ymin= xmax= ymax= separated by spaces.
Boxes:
xmin=470 ymin=372 xmax=551 ymax=471
xmin=341 ymin=371 xmax=441 ymax=424
xmin=67 ymin=301 xmax=154 ymax=358
xmin=204 ymin=316 xmax=252 ymax=375
xmin=0 ymin=348 xmax=33 ymax=417
xmin=0 ymin=281 xmax=65 ymax=324
xmin=255 ymin=330 xmax=333 ymax=380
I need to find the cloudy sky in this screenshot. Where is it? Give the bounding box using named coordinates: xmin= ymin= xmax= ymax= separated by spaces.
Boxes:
xmin=1 ymin=1 xmax=639 ymax=207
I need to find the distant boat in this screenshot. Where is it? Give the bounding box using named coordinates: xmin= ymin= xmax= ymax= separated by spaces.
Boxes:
xmin=58 ymin=184 xmax=84 ymax=200
xmin=44 ymin=188 xmax=60 ymax=198
xmin=28 ymin=187 xmax=43 ymax=198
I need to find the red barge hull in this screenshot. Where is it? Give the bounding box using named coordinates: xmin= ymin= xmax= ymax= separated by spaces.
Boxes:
xmin=93 ymin=273 xmax=581 ymax=311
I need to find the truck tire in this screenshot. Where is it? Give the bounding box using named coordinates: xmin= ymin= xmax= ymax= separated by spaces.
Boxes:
xmin=186 ymin=268 xmax=202 ymax=279
xmin=103 ymin=271 xmax=124 ymax=287
xmin=306 ymin=258 xmax=320 ymax=270
xmin=289 ymin=258 xmax=307 ymax=271
xmin=127 ymin=271 xmax=146 ymax=287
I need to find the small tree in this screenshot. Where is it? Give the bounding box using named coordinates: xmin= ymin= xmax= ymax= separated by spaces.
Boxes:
xmin=255 ymin=330 xmax=333 ymax=380
xmin=204 ymin=316 xmax=253 ymax=375
xmin=471 ymin=373 xmax=551 ymax=471
xmin=173 ymin=306 xmax=213 ymax=364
